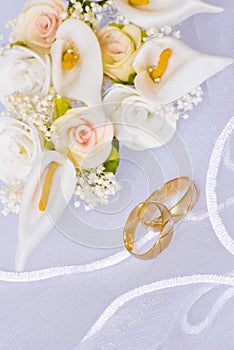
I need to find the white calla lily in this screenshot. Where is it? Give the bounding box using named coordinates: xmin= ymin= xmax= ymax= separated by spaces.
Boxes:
xmin=51 ymin=19 xmax=103 ymax=106
xmin=133 ymin=36 xmax=233 ymax=106
xmin=15 ymin=151 xmax=76 ymax=272
xmin=114 ymin=0 xmax=223 ymax=29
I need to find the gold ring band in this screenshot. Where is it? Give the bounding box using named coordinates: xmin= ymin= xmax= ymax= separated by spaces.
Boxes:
xmin=139 ymin=177 xmax=198 ymax=228
xmin=123 ymin=177 xmax=198 ymax=260
xmin=123 ymin=202 xmax=174 ymax=260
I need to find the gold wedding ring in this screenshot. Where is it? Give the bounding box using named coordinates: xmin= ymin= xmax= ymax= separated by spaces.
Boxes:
xmin=123 ymin=177 xmax=198 ymax=260
xmin=140 ymin=177 xmax=198 ymax=228
xmin=123 ymin=202 xmax=174 ymax=259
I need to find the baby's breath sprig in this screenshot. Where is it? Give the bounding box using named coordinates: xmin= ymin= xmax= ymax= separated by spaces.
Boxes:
xmin=0 ymin=181 xmax=23 ymax=216
xmin=3 ymin=89 xmax=58 ymax=140
xmin=65 ymin=0 xmax=123 ymax=29
xmin=66 ymin=0 xmax=97 ymax=27
xmin=175 ymin=87 xmax=203 ymax=120
xmin=68 ymin=0 xmax=109 ymax=9
xmin=74 ymin=165 xmax=121 ymax=210
xmin=66 ymin=0 xmax=110 ymax=28
xmin=141 ymin=25 xmax=181 ymax=43
xmin=149 ymin=86 xmax=203 ymax=121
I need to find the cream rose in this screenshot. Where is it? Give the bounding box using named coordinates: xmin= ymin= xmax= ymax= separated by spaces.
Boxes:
xmin=0 ymin=117 xmax=42 ymax=184
xmin=104 ymin=85 xmax=177 ymax=150
xmin=13 ymin=0 xmax=66 ymax=52
xmin=0 ymin=46 xmax=50 ymax=104
xmin=51 ymin=107 xmax=114 ymax=168
xmin=97 ymin=24 xmax=141 ymax=83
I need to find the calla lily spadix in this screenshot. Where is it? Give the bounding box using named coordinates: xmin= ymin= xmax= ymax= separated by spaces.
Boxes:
xmin=114 ymin=0 xmax=223 ymax=29
xmin=133 ymin=36 xmax=233 ymax=106
xmin=15 ymin=151 xmax=76 ymax=272
xmin=51 ymin=18 xmax=103 ymax=106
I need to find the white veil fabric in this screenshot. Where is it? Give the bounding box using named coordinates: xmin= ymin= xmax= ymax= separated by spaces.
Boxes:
xmin=0 ymin=0 xmax=233 ymax=349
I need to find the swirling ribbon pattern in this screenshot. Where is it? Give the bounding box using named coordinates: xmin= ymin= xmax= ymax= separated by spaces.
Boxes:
xmin=0 ymin=117 xmax=233 ymax=346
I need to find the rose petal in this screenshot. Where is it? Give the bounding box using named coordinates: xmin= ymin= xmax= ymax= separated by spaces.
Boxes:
xmin=52 ymin=107 xmax=114 ymax=168
xmin=122 ymin=25 xmax=142 ymax=49
xmin=104 ymin=86 xmax=177 ymax=150
xmin=13 ymin=3 xmax=63 ymax=52
xmin=0 ymin=46 xmax=50 ymax=103
xmin=133 ymin=37 xmax=233 ymax=105
xmin=15 ymin=151 xmax=76 ymax=271
xmin=80 ymin=140 xmax=113 ymax=168
xmin=51 ymin=19 xmax=103 ymax=106
xmin=0 ymin=117 xmax=42 ymax=184
xmin=114 ymin=0 xmax=223 ymax=28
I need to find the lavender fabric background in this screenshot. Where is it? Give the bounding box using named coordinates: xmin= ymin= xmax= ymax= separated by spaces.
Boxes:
xmin=0 ymin=1 xmax=233 ymax=349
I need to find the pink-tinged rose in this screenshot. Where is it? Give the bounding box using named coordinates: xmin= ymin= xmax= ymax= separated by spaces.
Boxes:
xmin=97 ymin=24 xmax=141 ymax=83
xmin=51 ymin=107 xmax=114 ymax=169
xmin=13 ymin=0 xmax=66 ymax=52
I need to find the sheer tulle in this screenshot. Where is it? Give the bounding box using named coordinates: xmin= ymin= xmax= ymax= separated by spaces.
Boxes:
xmin=0 ymin=0 xmax=233 ymax=349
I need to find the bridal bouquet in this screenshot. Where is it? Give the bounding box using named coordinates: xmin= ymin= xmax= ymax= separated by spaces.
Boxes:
xmin=0 ymin=0 xmax=232 ymax=271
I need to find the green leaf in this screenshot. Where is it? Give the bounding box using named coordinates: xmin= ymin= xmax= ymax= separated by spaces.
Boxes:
xmin=44 ymin=140 xmax=55 ymax=150
xmin=105 ymin=72 xmax=137 ymax=85
xmin=10 ymin=41 xmax=27 ymax=48
xmin=109 ymin=23 xmax=125 ymax=29
xmin=141 ymin=30 xmax=147 ymax=40
xmin=128 ymin=72 xmax=137 ymax=85
xmin=104 ymin=146 xmax=120 ymax=174
xmin=112 ymin=137 xmax=120 ymax=151
xmin=54 ymin=97 xmax=71 ymax=119
xmin=108 ymin=76 xmax=122 ymax=84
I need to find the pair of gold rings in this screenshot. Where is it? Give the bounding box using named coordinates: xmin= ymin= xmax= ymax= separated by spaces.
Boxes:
xmin=123 ymin=177 xmax=198 ymax=260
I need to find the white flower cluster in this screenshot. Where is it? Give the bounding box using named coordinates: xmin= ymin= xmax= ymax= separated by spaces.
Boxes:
xmin=0 ymin=0 xmax=230 ymax=272
xmin=65 ymin=0 xmax=132 ymax=29
xmin=63 ymin=0 xmax=106 ymax=28
xmin=0 ymin=0 xmax=229 ymax=219
xmin=3 ymin=89 xmax=56 ymax=140
xmin=74 ymin=165 xmax=121 ymax=211
xmin=175 ymin=87 xmax=204 ymax=120
xmin=143 ymin=26 xmax=181 ymax=42
xmin=0 ymin=182 xmax=23 ymax=216
xmin=148 ymin=87 xmax=203 ymax=123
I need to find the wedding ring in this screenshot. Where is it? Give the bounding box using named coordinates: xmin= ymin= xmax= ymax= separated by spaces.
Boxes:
xmin=123 ymin=202 xmax=174 ymax=260
xmin=123 ymin=177 xmax=198 ymax=259
xmin=139 ymin=177 xmax=198 ymax=229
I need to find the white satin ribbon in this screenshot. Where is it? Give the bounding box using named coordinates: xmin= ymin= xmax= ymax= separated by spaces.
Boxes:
xmin=206 ymin=115 xmax=234 ymax=255
xmin=180 ymin=284 xmax=234 ymax=335
xmin=81 ymin=274 xmax=234 ymax=344
xmin=0 ymin=249 xmax=130 ymax=282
